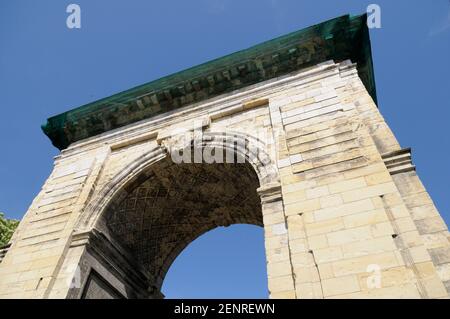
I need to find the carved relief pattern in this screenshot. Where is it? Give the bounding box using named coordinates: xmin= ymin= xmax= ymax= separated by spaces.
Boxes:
xmin=103 ymin=158 xmax=262 ymax=287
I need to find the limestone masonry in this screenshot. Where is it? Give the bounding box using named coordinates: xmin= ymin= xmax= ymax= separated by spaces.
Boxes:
xmin=0 ymin=14 xmax=449 ymax=299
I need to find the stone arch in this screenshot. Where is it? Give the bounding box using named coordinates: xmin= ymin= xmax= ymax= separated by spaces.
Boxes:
xmin=77 ymin=130 xmax=279 ymax=232
xmin=73 ymin=131 xmax=279 ymax=298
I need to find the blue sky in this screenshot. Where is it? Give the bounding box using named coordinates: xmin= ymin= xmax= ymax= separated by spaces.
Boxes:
xmin=1 ymin=1 xmax=449 ymax=298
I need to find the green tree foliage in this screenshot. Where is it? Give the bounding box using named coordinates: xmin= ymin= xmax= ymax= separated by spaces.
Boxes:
xmin=0 ymin=213 xmax=19 ymax=247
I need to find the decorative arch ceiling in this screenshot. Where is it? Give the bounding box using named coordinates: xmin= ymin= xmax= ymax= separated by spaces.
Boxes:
xmin=101 ymin=157 xmax=262 ymax=288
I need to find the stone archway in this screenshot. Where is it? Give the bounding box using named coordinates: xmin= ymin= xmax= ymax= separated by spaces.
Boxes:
xmin=65 ymin=132 xmax=282 ymax=299
xmin=77 ymin=131 xmax=279 ymax=232
xmin=99 ymin=156 xmax=263 ymax=298
xmin=4 ymin=17 xmax=448 ymax=297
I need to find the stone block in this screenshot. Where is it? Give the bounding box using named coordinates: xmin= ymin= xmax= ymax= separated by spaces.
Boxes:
xmin=307 ymin=234 xmax=329 ymax=250
xmin=268 ymin=275 xmax=295 ymax=293
xmin=314 ymin=198 xmax=374 ymax=221
xmin=285 ymin=199 xmax=321 ymax=216
xmin=266 ymin=247 xmax=291 ymax=264
xmin=341 ymin=182 xmax=398 ymax=203
xmin=319 ymin=194 xmax=343 ymax=208
xmin=267 ymin=261 xmax=293 ymax=278
xmin=328 ymin=177 xmax=367 ymax=194
xmin=321 ymin=275 xmax=361 ymax=297
xmin=415 ymin=217 xmax=448 ymax=235
xmin=293 ymin=266 xmax=320 ymax=284
xmin=317 ymin=263 xmax=334 ymax=279
xmin=421 ymin=275 xmax=449 ymax=299
xmin=295 ymin=281 xmax=323 ymax=299
xmin=331 ymin=252 xmax=400 ymax=277
xmin=341 ymin=236 xmax=397 ymax=259
xmin=305 ymin=217 xmax=345 ymax=236
xmin=313 ymin=246 xmax=343 ymax=264
xmin=305 ymin=186 xmax=329 ymax=200
xmin=327 ymin=227 xmax=376 ymax=249
xmin=364 ymin=171 xmax=392 ymax=186
xmin=342 ymin=209 xmax=388 ymax=229
xmin=291 ymin=252 xmax=315 ymax=267
xmin=429 ymin=247 xmax=450 ymax=265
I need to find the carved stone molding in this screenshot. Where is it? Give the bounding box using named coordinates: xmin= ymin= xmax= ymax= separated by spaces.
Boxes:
xmin=156 ymin=117 xmax=210 ymax=146
xmin=257 ymin=181 xmax=282 ymax=204
xmin=382 ymin=148 xmax=416 ymax=175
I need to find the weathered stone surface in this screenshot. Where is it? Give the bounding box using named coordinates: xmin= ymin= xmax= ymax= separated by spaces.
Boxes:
xmin=0 ymin=56 xmax=448 ymax=299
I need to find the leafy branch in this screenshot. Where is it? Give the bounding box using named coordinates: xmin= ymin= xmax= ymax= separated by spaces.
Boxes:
xmin=0 ymin=213 xmax=19 ymax=247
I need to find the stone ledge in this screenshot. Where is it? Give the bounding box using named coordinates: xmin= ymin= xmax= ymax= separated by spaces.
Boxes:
xmin=382 ymin=148 xmax=416 ymax=175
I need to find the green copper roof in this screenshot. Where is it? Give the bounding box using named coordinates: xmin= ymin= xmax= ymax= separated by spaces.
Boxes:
xmin=42 ymin=14 xmax=377 ymax=150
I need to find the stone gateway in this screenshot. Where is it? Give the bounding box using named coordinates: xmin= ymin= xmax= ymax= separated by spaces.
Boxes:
xmin=0 ymin=14 xmax=449 ymax=299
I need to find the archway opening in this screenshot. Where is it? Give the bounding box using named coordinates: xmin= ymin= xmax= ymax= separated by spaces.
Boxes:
xmin=162 ymin=224 xmax=268 ymax=299
xmin=96 ymin=155 xmax=265 ymax=298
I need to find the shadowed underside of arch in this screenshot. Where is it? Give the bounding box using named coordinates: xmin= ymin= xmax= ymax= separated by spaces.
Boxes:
xmin=96 ymin=156 xmax=263 ymax=294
